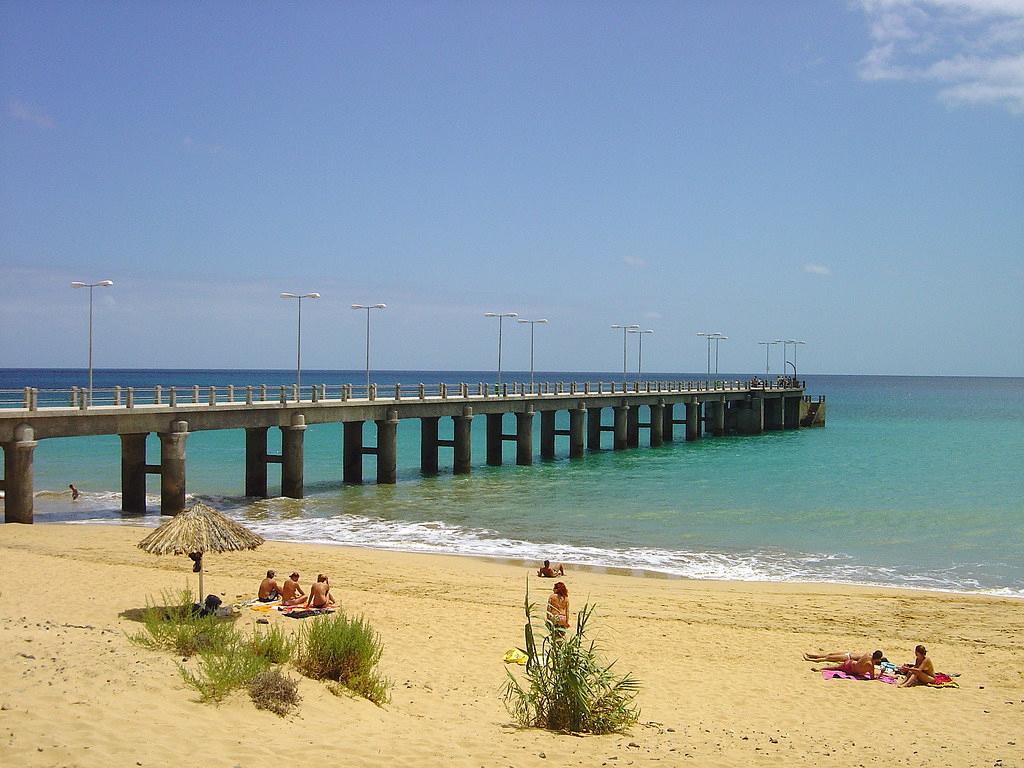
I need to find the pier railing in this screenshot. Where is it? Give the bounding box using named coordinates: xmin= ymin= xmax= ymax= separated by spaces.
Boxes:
xmin=0 ymin=378 xmax=806 ymax=412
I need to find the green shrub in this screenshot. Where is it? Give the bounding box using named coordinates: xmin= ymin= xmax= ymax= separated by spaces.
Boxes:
xmin=248 ymin=623 xmax=295 ymax=664
xmin=295 ymin=612 xmax=390 ymax=705
xmin=179 ymin=638 xmax=269 ymax=702
xmin=130 ymin=590 xmax=236 ymax=658
xmin=248 ymin=668 xmax=301 ymax=716
xmin=502 ymin=582 xmax=641 ymax=734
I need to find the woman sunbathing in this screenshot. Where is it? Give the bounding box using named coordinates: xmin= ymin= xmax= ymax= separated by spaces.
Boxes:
xmin=805 ymin=649 xmax=883 ymax=678
xmin=898 ymin=645 xmax=935 ymax=687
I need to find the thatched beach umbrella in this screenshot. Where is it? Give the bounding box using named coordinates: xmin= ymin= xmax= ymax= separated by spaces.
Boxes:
xmin=138 ymin=501 xmax=265 ymax=600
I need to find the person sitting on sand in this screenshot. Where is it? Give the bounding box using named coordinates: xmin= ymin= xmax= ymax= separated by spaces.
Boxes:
xmin=280 ymin=571 xmax=306 ymax=606
xmin=306 ymin=574 xmax=336 ymax=610
xmin=804 ymin=649 xmax=883 ymax=679
xmin=898 ymin=645 xmax=935 ymax=688
xmin=257 ymin=570 xmax=280 ymax=602
xmin=537 ymin=560 xmax=565 ymax=578
xmin=546 ymin=581 xmax=570 ymax=637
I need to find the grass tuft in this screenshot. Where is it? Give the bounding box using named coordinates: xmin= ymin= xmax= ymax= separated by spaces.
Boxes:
xmin=502 ymin=581 xmax=641 ymax=734
xmin=129 ymin=589 xmax=236 ymax=658
xmin=295 ymin=612 xmax=391 ymax=705
xmin=179 ymin=638 xmax=269 ymax=702
xmin=248 ymin=668 xmax=301 ymax=716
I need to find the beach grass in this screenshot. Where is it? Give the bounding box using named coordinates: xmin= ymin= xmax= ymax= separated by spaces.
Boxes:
xmin=295 ymin=612 xmax=391 ymax=705
xmin=503 ymin=585 xmax=641 ymax=734
xmin=129 ymin=590 xmax=237 ymax=658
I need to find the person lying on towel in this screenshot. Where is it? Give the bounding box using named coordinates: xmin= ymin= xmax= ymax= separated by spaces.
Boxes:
xmin=804 ymin=649 xmax=883 ymax=678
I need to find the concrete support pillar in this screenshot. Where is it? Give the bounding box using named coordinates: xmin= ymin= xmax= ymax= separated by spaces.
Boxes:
xmin=515 ymin=408 xmax=534 ymax=466
xmin=685 ymin=401 xmax=701 ymax=442
xmin=540 ymin=410 xmax=556 ymax=459
xmin=737 ymin=398 xmax=764 ymax=435
xmin=587 ymin=407 xmax=603 ymax=450
xmin=711 ymin=397 xmax=726 ymax=437
xmin=376 ymin=410 xmax=398 ymax=484
xmin=649 ymin=403 xmax=664 ymax=447
xmin=613 ymin=405 xmax=629 ymax=450
xmin=420 ymin=416 xmax=439 ymax=476
xmin=765 ymin=398 xmax=784 ymax=430
xmin=662 ymin=402 xmax=674 ymax=442
xmin=453 ymin=408 xmax=473 ymax=475
xmin=569 ymin=404 xmax=586 ymax=458
xmin=626 ymin=406 xmax=640 ymax=448
xmin=244 ymin=427 xmax=269 ymax=498
xmin=159 ymin=420 xmax=188 ymax=516
xmin=486 ymin=413 xmax=503 ymax=466
xmin=343 ymin=421 xmax=364 ymax=483
xmin=3 ymin=426 xmax=37 ymax=523
xmin=784 ymin=396 xmax=800 ymax=429
xmin=120 ymin=432 xmax=148 ymax=513
xmin=281 ymin=415 xmax=306 ymax=499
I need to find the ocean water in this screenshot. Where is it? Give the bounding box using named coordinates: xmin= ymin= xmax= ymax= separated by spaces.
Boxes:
xmin=3 ymin=369 xmax=1022 ymax=596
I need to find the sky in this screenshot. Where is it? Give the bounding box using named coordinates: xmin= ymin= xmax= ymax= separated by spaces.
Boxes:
xmin=1 ymin=0 xmax=1022 ymax=377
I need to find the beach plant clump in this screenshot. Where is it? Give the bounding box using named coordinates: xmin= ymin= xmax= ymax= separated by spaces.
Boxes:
xmin=179 ymin=637 xmax=269 ymax=702
xmin=248 ymin=668 xmax=302 ymax=717
xmin=295 ymin=612 xmax=391 ymax=705
xmin=130 ymin=590 xmax=236 ymax=657
xmin=248 ymin=622 xmax=295 ymax=664
xmin=502 ymin=583 xmax=641 ymax=734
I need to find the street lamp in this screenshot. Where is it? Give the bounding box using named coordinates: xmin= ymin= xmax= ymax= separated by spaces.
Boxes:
xmin=784 ymin=339 xmax=806 ymax=378
xmin=516 ymin=318 xmax=548 ymax=388
xmin=484 ymin=312 xmax=518 ymax=387
xmin=773 ymin=339 xmax=788 ymax=380
xmin=697 ymin=332 xmax=726 ymax=377
xmin=758 ymin=340 xmax=781 ymax=378
xmin=280 ymin=292 xmax=320 ymax=390
xmin=70 ymin=279 xmax=114 ymax=400
xmin=627 ymin=328 xmax=654 ymax=377
xmin=351 ymin=303 xmax=387 ymax=394
xmin=611 ymin=324 xmax=640 ymax=385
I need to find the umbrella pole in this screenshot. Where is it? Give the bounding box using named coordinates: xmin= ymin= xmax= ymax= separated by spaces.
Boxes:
xmin=199 ymin=559 xmax=205 ymax=602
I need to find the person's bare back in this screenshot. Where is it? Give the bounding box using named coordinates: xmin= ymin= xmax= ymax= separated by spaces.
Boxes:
xmin=258 ymin=570 xmax=280 ymax=601
xmin=306 ymin=574 xmax=335 ymax=609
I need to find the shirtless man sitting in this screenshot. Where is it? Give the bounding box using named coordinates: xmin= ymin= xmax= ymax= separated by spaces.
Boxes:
xmin=280 ymin=572 xmax=306 ymax=606
xmin=898 ymin=645 xmax=935 ymax=687
xmin=804 ymin=649 xmax=883 ymax=679
xmin=306 ymin=574 xmax=336 ymax=610
xmin=537 ymin=560 xmax=565 ymax=578
xmin=257 ymin=570 xmax=280 ymax=602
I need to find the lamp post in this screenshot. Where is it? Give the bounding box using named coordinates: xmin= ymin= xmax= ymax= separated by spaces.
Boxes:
xmin=351 ymin=303 xmax=387 ymax=394
xmin=697 ymin=331 xmax=726 ymax=377
xmin=280 ymin=292 xmax=320 ymax=390
xmin=758 ymin=340 xmax=780 ymax=378
xmin=627 ymin=328 xmax=654 ymax=377
xmin=516 ymin=318 xmax=548 ymax=388
xmin=773 ymin=339 xmax=788 ymax=380
xmin=70 ymin=279 xmax=114 ymax=400
xmin=484 ymin=312 xmax=518 ymax=387
xmin=784 ymin=339 xmax=806 ymax=378
xmin=611 ymin=324 xmax=640 ymax=385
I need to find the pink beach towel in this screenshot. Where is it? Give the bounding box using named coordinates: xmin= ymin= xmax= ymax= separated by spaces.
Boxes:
xmin=821 ymin=669 xmax=872 ymax=681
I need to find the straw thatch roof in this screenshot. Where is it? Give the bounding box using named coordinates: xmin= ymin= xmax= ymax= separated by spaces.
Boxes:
xmin=138 ymin=501 xmax=264 ymax=556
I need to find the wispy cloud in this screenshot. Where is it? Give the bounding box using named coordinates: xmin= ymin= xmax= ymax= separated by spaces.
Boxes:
xmin=804 ymin=263 xmax=832 ymax=276
xmin=855 ymin=0 xmax=1024 ymax=114
xmin=8 ymin=99 xmax=55 ymax=129
xmin=623 ymin=255 xmax=647 ymax=267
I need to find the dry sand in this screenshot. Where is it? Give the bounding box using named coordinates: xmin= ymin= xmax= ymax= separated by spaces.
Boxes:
xmin=1 ymin=523 xmax=1021 ymax=768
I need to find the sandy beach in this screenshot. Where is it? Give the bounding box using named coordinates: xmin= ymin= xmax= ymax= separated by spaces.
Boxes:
xmin=0 ymin=523 xmax=1021 ymax=768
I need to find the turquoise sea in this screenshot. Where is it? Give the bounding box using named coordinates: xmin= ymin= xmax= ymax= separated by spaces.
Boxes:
xmin=3 ymin=369 xmax=1022 ymax=596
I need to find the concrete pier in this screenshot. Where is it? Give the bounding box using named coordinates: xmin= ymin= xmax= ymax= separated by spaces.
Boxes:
xmin=0 ymin=378 xmax=815 ymax=523
xmin=281 ymin=415 xmax=306 ymax=498
xmin=158 ymin=420 xmax=188 ymax=515
xmin=2 ymin=425 xmax=37 ymax=523
xmin=120 ymin=433 xmax=148 ymax=512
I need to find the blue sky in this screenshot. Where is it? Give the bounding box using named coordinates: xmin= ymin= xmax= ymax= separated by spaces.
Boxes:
xmin=1 ymin=1 xmax=1021 ymax=376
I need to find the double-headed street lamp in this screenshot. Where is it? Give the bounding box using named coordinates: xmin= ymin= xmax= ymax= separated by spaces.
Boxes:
xmin=351 ymin=303 xmax=387 ymax=394
xmin=280 ymin=292 xmax=320 ymax=390
xmin=697 ymin=331 xmax=727 ymax=377
xmin=611 ymin=324 xmax=640 ymax=385
xmin=70 ymin=279 xmax=114 ymax=399
xmin=627 ymin=328 xmax=654 ymax=377
xmin=781 ymin=339 xmax=806 ymax=378
xmin=758 ymin=340 xmax=781 ymax=378
xmin=484 ymin=311 xmax=518 ymax=387
xmin=516 ymin=318 xmax=548 ymax=387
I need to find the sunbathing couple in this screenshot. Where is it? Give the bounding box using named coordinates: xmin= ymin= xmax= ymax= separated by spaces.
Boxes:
xmin=804 ymin=644 xmax=936 ymax=686
xmin=258 ymin=571 xmax=336 ymax=609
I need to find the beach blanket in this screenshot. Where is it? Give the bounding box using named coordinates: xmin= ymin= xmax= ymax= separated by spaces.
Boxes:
xmin=283 ymin=608 xmax=334 ymax=619
xmin=928 ymin=673 xmax=959 ymax=688
xmin=821 ymin=670 xmax=872 ymax=681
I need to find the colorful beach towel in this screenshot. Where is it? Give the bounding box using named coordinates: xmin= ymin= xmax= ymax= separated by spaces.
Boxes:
xmin=821 ymin=669 xmax=872 ymax=681
xmin=928 ymin=673 xmax=959 ymax=689
xmin=283 ymin=608 xmax=335 ymax=619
